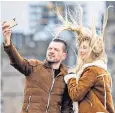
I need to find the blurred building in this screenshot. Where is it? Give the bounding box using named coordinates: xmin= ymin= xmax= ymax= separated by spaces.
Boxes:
xmin=105 ymin=1 xmax=115 ymax=104
xmin=28 ymin=1 xmax=105 ymax=34
xmin=29 ymin=1 xmax=61 ymax=33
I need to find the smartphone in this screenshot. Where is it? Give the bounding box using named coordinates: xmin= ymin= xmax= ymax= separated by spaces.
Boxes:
xmin=7 ymin=18 xmax=17 ymax=28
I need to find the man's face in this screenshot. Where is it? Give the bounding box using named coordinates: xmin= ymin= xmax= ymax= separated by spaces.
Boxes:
xmin=46 ymin=42 xmax=66 ymax=63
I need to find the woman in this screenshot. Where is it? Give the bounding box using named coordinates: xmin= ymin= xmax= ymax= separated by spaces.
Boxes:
xmin=55 ymin=5 xmax=115 ymax=113
xmin=64 ymin=34 xmax=115 ymax=113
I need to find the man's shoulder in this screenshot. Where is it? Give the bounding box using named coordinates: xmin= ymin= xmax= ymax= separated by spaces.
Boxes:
xmin=60 ymin=64 xmax=68 ymax=75
xmin=28 ymin=59 xmax=42 ymax=66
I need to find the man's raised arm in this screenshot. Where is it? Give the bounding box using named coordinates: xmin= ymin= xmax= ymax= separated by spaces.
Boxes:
xmin=2 ymin=21 xmax=34 ymax=76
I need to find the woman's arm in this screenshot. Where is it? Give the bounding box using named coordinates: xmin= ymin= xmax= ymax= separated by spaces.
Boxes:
xmin=64 ymin=67 xmax=97 ymax=101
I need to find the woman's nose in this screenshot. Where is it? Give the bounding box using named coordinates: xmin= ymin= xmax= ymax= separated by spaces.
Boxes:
xmin=80 ymin=49 xmax=85 ymax=54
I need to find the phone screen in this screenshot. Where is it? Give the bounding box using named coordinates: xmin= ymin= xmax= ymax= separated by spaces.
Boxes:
xmin=8 ymin=18 xmax=17 ymax=28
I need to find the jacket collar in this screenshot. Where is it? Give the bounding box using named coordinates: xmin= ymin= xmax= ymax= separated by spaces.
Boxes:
xmin=43 ymin=59 xmax=67 ymax=75
xmin=77 ymin=60 xmax=107 ymax=78
xmin=43 ymin=59 xmax=52 ymax=69
xmin=83 ymin=60 xmax=107 ymax=71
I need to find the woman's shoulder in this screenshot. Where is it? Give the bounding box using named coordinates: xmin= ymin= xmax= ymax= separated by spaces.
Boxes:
xmin=83 ymin=60 xmax=107 ymax=73
xmin=84 ymin=66 xmax=108 ymax=78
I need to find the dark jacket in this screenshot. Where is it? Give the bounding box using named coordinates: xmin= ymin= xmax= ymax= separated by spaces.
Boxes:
xmin=4 ymin=42 xmax=73 ymax=113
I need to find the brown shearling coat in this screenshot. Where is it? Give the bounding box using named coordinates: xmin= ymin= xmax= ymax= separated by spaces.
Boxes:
xmin=66 ymin=65 xmax=115 ymax=113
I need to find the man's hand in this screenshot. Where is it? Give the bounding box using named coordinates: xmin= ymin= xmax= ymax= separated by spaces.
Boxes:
xmin=2 ymin=21 xmax=12 ymax=46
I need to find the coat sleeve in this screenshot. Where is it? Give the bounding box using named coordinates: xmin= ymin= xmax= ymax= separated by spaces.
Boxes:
xmin=66 ymin=67 xmax=97 ymax=102
xmin=61 ymin=84 xmax=73 ymax=113
xmin=3 ymin=42 xmax=38 ymax=76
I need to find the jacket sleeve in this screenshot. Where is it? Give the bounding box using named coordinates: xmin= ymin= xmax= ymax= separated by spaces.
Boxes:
xmin=3 ymin=42 xmax=36 ymax=76
xmin=66 ymin=67 xmax=97 ymax=102
xmin=61 ymin=85 xmax=73 ymax=113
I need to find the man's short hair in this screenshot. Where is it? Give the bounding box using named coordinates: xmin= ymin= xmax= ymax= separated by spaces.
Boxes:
xmin=52 ymin=38 xmax=68 ymax=53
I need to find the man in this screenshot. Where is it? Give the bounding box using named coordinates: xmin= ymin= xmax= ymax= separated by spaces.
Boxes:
xmin=2 ymin=22 xmax=73 ymax=113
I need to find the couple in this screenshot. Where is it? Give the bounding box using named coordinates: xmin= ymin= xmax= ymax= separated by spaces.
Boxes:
xmin=2 ymin=6 xmax=115 ymax=113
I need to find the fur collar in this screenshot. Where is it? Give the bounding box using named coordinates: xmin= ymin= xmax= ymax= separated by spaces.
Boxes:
xmin=77 ymin=60 xmax=107 ymax=79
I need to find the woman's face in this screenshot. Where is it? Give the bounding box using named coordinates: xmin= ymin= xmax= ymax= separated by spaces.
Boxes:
xmin=79 ymin=40 xmax=90 ymax=61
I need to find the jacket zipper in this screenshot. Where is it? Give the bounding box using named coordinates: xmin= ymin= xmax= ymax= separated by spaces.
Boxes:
xmin=46 ymin=69 xmax=55 ymax=113
xmin=26 ymin=96 xmax=31 ymax=112
xmin=46 ymin=69 xmax=60 ymax=113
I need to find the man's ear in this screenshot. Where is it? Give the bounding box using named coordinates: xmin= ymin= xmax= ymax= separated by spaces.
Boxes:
xmin=62 ymin=52 xmax=67 ymax=60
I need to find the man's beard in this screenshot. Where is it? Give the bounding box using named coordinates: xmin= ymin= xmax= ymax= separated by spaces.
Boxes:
xmin=46 ymin=58 xmax=60 ymax=64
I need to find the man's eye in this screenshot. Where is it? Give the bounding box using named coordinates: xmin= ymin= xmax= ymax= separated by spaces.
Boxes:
xmin=55 ymin=49 xmax=59 ymax=51
xmin=48 ymin=48 xmax=52 ymax=50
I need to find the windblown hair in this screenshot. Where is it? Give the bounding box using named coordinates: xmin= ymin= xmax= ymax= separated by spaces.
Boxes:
xmin=54 ymin=4 xmax=112 ymax=72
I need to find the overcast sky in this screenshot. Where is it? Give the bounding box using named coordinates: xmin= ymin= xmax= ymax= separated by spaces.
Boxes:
xmin=1 ymin=1 xmax=30 ymax=33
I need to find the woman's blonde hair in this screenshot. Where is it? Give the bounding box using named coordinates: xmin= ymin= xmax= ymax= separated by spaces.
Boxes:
xmin=54 ymin=4 xmax=112 ymax=72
